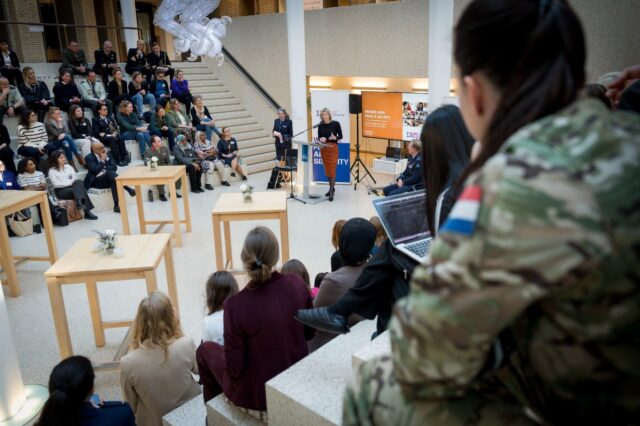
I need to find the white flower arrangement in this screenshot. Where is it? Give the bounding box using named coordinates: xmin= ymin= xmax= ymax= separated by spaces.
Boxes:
xmin=93 ymin=229 xmax=118 ymax=255
xmin=150 ymin=156 xmax=159 ymax=170
xmin=240 ymin=183 xmax=254 ymax=201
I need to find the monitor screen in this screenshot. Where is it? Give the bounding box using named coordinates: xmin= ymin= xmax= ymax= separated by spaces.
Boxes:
xmin=374 ymin=191 xmax=429 ymax=244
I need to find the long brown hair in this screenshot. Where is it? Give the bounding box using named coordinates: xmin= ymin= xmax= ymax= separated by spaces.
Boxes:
xmin=130 ymin=291 xmax=183 ymax=358
xmin=241 ymin=226 xmax=279 ymax=285
xmin=455 ymin=0 xmax=585 ymax=184
xmin=205 ymin=271 xmax=239 ymax=314
xmin=331 ymin=219 xmax=346 ymax=250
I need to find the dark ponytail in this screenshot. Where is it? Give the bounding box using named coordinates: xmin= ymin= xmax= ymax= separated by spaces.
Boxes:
xmin=36 ymin=356 xmax=95 ymax=426
xmin=455 ymin=0 xmax=585 ymax=182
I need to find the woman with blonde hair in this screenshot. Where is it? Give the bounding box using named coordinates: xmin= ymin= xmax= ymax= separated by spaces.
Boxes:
xmin=196 ymin=227 xmax=313 ymax=414
xmin=317 ymin=108 xmax=342 ymax=201
xmin=120 ymin=292 xmax=199 ymax=426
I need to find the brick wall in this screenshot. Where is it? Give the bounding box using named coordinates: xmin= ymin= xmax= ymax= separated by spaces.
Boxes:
xmin=72 ymin=0 xmax=100 ymax=63
xmin=4 ymin=0 xmax=47 ymax=62
xmin=257 ymin=0 xmax=278 ymax=14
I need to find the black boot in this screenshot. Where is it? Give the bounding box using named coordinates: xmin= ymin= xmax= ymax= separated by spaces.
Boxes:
xmin=294 ymin=307 xmax=349 ymax=334
xmin=329 ymin=178 xmax=335 ymax=202
xmin=84 ymin=209 xmax=98 ymax=220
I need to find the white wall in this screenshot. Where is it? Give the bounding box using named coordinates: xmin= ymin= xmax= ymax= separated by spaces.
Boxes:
xmin=222 ymin=0 xmax=640 ymax=110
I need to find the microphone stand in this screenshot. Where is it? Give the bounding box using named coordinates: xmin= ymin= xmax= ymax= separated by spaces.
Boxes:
xmin=284 ymin=124 xmax=319 ymax=204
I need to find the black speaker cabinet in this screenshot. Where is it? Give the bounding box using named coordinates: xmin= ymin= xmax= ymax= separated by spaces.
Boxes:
xmin=349 ymin=94 xmax=362 ymax=114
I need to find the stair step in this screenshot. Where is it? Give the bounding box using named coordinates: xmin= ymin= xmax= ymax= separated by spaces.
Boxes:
xmin=189 ymin=84 xmax=229 ymax=93
xmin=242 ymin=144 xmax=275 ymax=157
xmin=200 ymin=92 xmax=235 ymax=100
xmin=163 ymin=395 xmax=206 ymax=426
xmin=207 ymin=394 xmax=263 ymax=426
xmin=188 ymin=75 xmax=223 ymax=82
xmin=205 ymin=98 xmax=241 ymax=107
xmin=247 ymin=162 xmax=274 ymax=174
xmin=208 ymin=104 xmax=246 ymax=113
xmin=352 ymin=330 xmax=390 ymax=370
xmin=243 ymin=152 xmax=276 ymax=166
xmin=237 ymin=136 xmax=274 ymax=149
xmin=235 ymin=130 xmax=272 ymax=141
xmin=215 ymin=116 xmax=257 ymax=127
xmin=231 ymin=123 xmax=264 ymax=134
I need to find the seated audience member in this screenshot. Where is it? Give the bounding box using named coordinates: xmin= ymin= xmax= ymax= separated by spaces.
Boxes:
xmin=107 ymin=68 xmax=130 ymax=110
xmin=383 ymin=139 xmax=423 ymax=196
xmin=84 ymin=142 xmax=135 ymax=213
xmin=343 ymin=5 xmax=640 ymax=425
xmin=172 ymin=133 xmax=204 ymax=193
xmin=166 ymin=98 xmax=194 ymax=139
xmin=191 ymin=95 xmax=221 ymax=142
xmin=297 ymin=105 xmax=474 ymax=337
xmin=217 ymin=127 xmax=247 ymax=181
xmin=150 ymin=69 xmax=170 ymax=107
xmin=196 ymin=227 xmax=314 ymax=413
xmin=35 ymin=355 xmax=135 ymax=426
xmin=46 ymin=107 xmax=84 ymax=169
xmin=148 ymin=105 xmax=175 ymax=150
xmin=281 ymin=259 xmax=311 ymax=291
xmin=17 ymin=109 xmax=55 ymax=169
xmin=79 ymin=70 xmax=113 ymax=114
xmin=309 ymin=218 xmax=376 ymax=352
xmin=93 ymin=40 xmax=118 ymax=84
xmin=203 ymin=271 xmax=239 ymax=345
xmin=47 ymin=151 xmax=97 ymax=220
xmin=170 ymin=69 xmax=193 ymax=113
xmin=0 ymin=40 xmax=23 ymax=85
xmin=193 ymin=130 xmax=221 ymax=189
xmin=53 ymin=70 xmax=88 ymax=112
xmin=117 ymin=100 xmax=150 ymax=157
xmin=0 ymin=123 xmax=16 ymax=174
xmin=0 ymin=76 xmax=24 ymax=123
xmin=147 ymin=42 xmax=174 ymax=81
xmin=60 ymin=40 xmax=88 ymax=75
xmin=144 ymin=134 xmax=178 ymax=201
xmin=0 ymin=159 xmax=19 ymax=190
xmin=128 ymin=71 xmax=156 ymax=119
xmin=68 ymin=104 xmax=97 ymax=157
xmin=369 ymin=215 xmax=387 ymax=253
xmin=17 ymin=157 xmax=46 ymax=190
xmin=330 ymin=219 xmax=346 ymax=272
xmin=273 ymin=108 xmax=293 ymax=158
xmin=18 ymin=67 xmax=52 ymax=122
xmin=120 ymin=291 xmax=200 ymax=426
xmin=125 ymin=40 xmax=152 ymax=83
xmin=93 ymin=103 xmax=129 ymax=166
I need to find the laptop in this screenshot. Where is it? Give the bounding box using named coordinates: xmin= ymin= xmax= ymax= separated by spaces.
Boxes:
xmin=373 ymin=190 xmax=432 ymax=263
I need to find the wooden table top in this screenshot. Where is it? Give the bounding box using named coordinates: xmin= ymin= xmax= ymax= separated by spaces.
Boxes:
xmin=212 ymin=191 xmax=287 ymax=215
xmin=0 ymin=190 xmax=45 ymax=213
xmin=116 ymin=165 xmax=185 ymax=181
xmin=45 ymin=233 xmax=171 ymax=277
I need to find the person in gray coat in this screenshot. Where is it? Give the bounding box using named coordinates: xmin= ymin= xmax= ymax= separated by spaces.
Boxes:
xmin=172 ymin=133 xmax=203 ymax=193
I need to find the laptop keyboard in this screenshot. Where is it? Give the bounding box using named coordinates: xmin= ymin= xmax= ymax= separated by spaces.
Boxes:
xmin=405 ymin=239 xmax=432 ymax=257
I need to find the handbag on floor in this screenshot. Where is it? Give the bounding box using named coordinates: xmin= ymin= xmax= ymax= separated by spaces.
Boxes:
xmin=8 ymin=210 xmax=33 ymax=237
xmin=52 ymin=206 xmax=69 ymax=226
xmin=57 ymin=200 xmax=83 ymax=223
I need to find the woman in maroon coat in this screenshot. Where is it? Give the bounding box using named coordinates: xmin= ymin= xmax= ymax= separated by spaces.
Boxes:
xmin=197 ymin=226 xmax=313 ymax=418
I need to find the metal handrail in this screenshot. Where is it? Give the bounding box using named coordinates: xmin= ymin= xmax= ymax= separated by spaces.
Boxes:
xmin=0 ymin=20 xmax=141 ymax=32
xmin=221 ymin=46 xmax=281 ymax=111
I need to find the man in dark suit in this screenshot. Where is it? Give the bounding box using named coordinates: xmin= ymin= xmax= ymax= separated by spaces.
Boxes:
xmin=126 ymin=40 xmax=153 ymax=83
xmin=383 ymin=139 xmax=424 ymax=196
xmin=93 ymin=40 xmax=118 ymax=84
xmin=147 ymin=42 xmax=175 ymax=81
xmin=84 ymin=142 xmax=135 ymax=213
xmin=0 ymin=40 xmax=23 ymax=86
xmin=60 ymin=40 xmax=88 ymax=75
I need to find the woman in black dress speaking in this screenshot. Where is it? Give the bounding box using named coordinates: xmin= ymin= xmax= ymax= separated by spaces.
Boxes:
xmin=317 ymin=108 xmax=342 ymax=201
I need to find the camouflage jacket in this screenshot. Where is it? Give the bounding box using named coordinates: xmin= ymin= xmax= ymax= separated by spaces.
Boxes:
xmin=389 ymin=100 xmax=640 ymax=423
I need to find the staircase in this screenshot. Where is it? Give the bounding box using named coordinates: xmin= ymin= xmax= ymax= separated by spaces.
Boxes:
xmin=177 ymin=62 xmax=276 ymax=175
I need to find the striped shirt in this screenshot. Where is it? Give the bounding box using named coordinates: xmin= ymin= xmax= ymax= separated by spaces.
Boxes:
xmin=17 ymin=122 xmax=48 ymax=149
xmin=17 ymin=171 xmax=45 ymax=188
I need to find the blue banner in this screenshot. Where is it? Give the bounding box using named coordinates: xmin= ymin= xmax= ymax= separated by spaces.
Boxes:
xmin=312 ymin=142 xmax=351 ymax=184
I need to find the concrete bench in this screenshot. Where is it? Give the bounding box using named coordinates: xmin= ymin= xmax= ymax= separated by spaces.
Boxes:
xmin=352 ymin=330 xmax=391 ymax=370
xmin=162 ymin=394 xmax=207 ymax=426
xmin=207 ymin=394 xmax=265 ymax=426
xmin=266 ymin=320 xmax=376 ymax=426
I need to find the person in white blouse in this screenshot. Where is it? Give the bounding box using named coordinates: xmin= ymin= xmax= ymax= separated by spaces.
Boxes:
xmin=203 ymin=271 xmax=239 ymax=345
xmin=47 ymin=151 xmax=97 ymax=220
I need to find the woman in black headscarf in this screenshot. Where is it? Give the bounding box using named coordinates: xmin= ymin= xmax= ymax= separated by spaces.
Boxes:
xmin=295 ymin=105 xmax=475 ymax=336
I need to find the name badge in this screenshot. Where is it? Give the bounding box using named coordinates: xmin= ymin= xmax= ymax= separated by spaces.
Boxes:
xmin=7 ymin=182 xmax=12 ymax=187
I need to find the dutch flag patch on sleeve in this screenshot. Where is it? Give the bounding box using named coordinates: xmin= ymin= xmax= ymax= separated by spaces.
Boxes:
xmin=439 ymin=185 xmax=482 ymax=236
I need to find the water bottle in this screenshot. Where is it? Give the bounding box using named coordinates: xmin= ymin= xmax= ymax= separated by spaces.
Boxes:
xmin=148 ymin=189 xmax=153 ymax=202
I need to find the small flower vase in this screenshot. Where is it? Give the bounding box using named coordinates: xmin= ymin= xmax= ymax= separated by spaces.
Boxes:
xmin=240 ymin=183 xmax=253 ymax=202
xmin=105 ymin=247 xmax=114 ymax=255
xmin=243 ymin=193 xmax=252 ymax=202
xmin=149 ymin=156 xmax=159 ymax=171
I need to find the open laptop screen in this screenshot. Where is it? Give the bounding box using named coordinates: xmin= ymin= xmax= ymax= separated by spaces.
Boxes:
xmin=373 ymin=190 xmax=430 ymax=244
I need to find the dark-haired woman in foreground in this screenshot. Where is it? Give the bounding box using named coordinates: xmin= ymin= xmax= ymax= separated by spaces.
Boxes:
xmin=36 ymin=355 xmax=135 ymax=426
xmin=343 ymin=0 xmax=640 ymax=424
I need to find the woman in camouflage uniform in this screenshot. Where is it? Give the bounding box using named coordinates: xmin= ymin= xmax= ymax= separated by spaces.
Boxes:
xmin=344 ymin=0 xmax=640 ymax=424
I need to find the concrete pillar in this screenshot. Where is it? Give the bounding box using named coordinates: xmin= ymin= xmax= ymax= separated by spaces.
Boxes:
xmin=0 ymin=287 xmax=26 ymax=421
xmin=427 ymin=0 xmax=454 ymax=110
xmin=285 ymin=0 xmax=310 ymax=197
xmin=120 ymin=0 xmax=139 ymax=50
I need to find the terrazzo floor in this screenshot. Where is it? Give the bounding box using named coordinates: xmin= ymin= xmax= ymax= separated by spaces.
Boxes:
xmin=3 ymin=170 xmax=388 ymax=402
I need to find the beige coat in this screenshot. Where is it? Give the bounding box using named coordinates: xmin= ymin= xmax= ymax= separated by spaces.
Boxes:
xmin=120 ymin=336 xmax=200 ymax=426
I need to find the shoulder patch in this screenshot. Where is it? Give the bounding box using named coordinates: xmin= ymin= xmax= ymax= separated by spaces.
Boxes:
xmin=439 ymin=185 xmax=482 ymax=236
